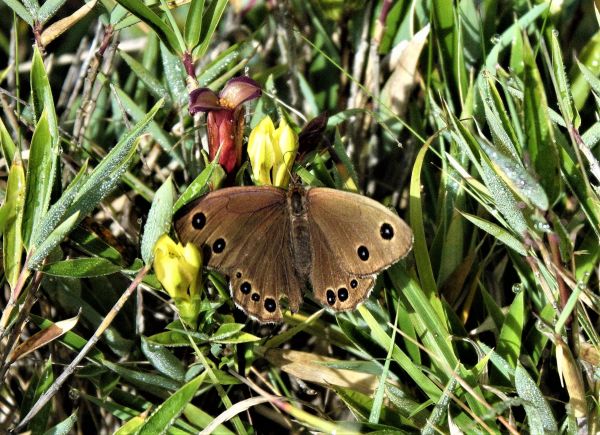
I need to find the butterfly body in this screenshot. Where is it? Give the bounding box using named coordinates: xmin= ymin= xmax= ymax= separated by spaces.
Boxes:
xmin=288 ymin=186 xmax=313 ymax=280
xmin=174 ymin=185 xmax=412 ymax=322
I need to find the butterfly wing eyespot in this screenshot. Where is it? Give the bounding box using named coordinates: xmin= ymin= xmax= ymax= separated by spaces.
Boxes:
xmin=311 ymin=275 xmax=376 ymax=312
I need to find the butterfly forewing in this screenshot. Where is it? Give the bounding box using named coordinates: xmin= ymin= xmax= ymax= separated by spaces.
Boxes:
xmin=174 ymin=186 xmax=301 ymax=322
xmin=306 ymin=188 xmax=413 ymax=310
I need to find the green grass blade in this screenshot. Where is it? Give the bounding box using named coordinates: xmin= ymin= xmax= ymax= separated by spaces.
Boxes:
xmin=114 ymin=0 xmax=182 ymax=55
xmin=23 ymin=110 xmax=56 ymax=248
xmin=30 ymin=47 xmax=59 ymax=143
xmin=193 ymin=0 xmax=228 ymax=59
xmin=136 ymin=374 xmax=203 ymax=434
xmin=68 ymin=99 xmax=164 ymax=220
xmin=4 ymin=0 xmax=34 ymax=24
xmin=119 ymin=51 xmax=172 ymax=104
xmin=184 ymin=0 xmax=205 ymax=50
xmin=140 ymin=176 xmax=174 ymax=265
xmin=2 ymin=158 xmax=25 ymax=288
xmin=515 ymin=363 xmax=558 ymax=434
xmin=37 ymin=0 xmax=68 ymax=23
xmin=550 ymin=30 xmax=580 ymax=129
xmin=459 ymin=212 xmax=527 ymax=255
xmin=496 ymin=290 xmax=525 ymax=368
xmin=29 ymin=211 xmax=80 ymax=270
xmin=0 ymin=116 xmax=16 ymax=166
xmin=409 ymin=142 xmax=438 ymax=300
xmin=42 ymin=258 xmax=122 ymax=277
xmin=522 ymin=32 xmax=560 ymax=203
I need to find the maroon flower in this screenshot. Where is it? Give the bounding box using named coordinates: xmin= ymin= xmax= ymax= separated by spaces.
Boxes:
xmin=189 ymin=77 xmax=262 ymax=174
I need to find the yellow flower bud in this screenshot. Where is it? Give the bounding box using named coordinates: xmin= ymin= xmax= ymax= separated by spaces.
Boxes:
xmin=248 ymin=115 xmax=275 ymax=185
xmin=153 ymin=234 xmax=203 ymax=327
xmin=272 ymin=118 xmax=298 ymax=188
xmin=248 ymin=115 xmax=298 ymax=187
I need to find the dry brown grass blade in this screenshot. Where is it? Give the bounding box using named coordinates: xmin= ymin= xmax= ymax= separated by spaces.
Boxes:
xmin=262 ymin=348 xmax=381 ymax=396
xmin=8 ymin=310 xmax=80 ymax=363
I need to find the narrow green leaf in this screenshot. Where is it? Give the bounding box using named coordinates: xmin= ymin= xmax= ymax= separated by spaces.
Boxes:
xmin=481 ymin=75 xmax=520 ymax=158
xmin=23 ymin=110 xmax=57 ymax=247
xmin=4 ymin=0 xmax=34 ymax=24
xmin=114 ymin=0 xmax=182 ymax=54
xmin=3 ymin=158 xmax=25 ymax=288
xmin=515 ymin=363 xmax=558 ymax=434
xmin=386 ymin=268 xmax=456 ymax=369
xmin=555 ymin=283 xmax=583 ymax=334
xmin=68 ymin=225 xmax=124 ymax=265
xmin=119 ymin=51 xmax=171 ymax=104
xmin=484 ymin=4 xmax=549 ymax=72
xmin=29 ymin=211 xmax=80 ymax=270
xmin=135 ymin=374 xmax=205 ymax=435
xmin=422 ymin=376 xmax=457 ymax=435
xmin=193 ymin=0 xmax=228 ymax=58
xmin=496 ymin=290 xmax=525 ymax=368
xmin=37 ymin=0 xmax=68 ymax=23
xmin=173 ymin=160 xmax=220 ymax=212
xmin=559 ymin=140 xmax=600 ymax=237
xmin=67 ymin=100 xmax=164 ymax=223
xmin=103 ymin=360 xmax=181 ymax=392
xmin=196 ymin=40 xmax=247 ymax=87
xmin=0 ymin=116 xmax=16 ymax=166
xmin=141 ymin=177 xmax=174 ymax=264
xmin=100 ymin=78 xmax=179 ymax=162
xmin=184 ymin=0 xmax=205 ymax=50
xmin=409 ymin=143 xmax=438 ymax=300
xmin=369 ymin=302 xmax=401 ymax=423
xmin=183 ymin=404 xmax=236 ymax=435
xmin=431 ymin=0 xmax=468 ymax=100
xmin=479 ymin=163 xmax=528 ymax=236
xmin=160 ymin=43 xmax=188 ymax=107
xmin=30 ymin=47 xmax=59 ymax=143
xmin=42 ymin=258 xmax=122 ymax=277
xmin=30 ymin=160 xmax=87 ymax=248
xmin=141 ymin=336 xmax=186 ymax=382
xmin=22 ymin=357 xmax=54 ymax=433
xmin=459 ymin=212 xmax=527 ymax=255
xmin=571 ymin=31 xmax=600 ymax=109
xmin=522 ymin=33 xmax=560 ymax=204
xmin=357 ymin=304 xmax=443 ymax=402
xmin=42 ymin=413 xmax=77 ymax=435
xmin=550 ymin=30 xmax=580 ymax=129
xmin=482 ymin=141 xmax=549 ymax=211
xmin=477 ymin=342 xmax=515 ymax=382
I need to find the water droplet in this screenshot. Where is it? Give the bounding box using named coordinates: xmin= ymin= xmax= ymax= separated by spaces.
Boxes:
xmin=512 ymin=283 xmax=522 ymax=293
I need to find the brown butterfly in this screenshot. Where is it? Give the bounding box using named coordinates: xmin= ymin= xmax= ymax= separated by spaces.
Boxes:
xmin=174 ymin=184 xmax=413 ymax=323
